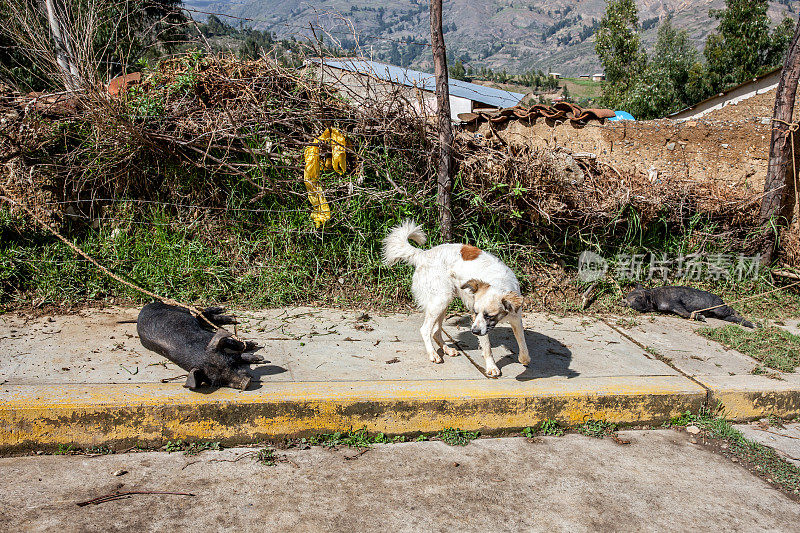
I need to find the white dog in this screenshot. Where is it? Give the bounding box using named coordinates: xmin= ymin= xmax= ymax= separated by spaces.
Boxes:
xmin=382 ymin=220 xmax=529 ymax=377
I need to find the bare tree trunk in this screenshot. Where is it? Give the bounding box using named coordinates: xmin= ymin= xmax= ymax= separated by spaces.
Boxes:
xmin=760 ymin=17 xmax=800 ymax=265
xmin=429 ymin=0 xmax=453 ymax=241
xmin=44 ymin=0 xmax=80 ymax=90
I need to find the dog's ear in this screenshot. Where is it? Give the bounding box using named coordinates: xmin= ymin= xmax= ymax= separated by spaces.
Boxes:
xmin=634 ymin=282 xmax=644 ymax=290
xmin=502 ymin=292 xmax=524 ymax=313
xmin=461 ymin=279 xmax=489 ymax=294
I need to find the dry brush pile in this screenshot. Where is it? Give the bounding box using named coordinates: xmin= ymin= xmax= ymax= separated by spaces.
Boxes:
xmin=455 ymin=138 xmax=765 ymax=257
xmin=2 ymin=53 xmax=436 ymax=225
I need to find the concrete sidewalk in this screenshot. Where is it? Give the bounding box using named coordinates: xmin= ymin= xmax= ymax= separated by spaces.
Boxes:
xmin=1 ymin=307 xmax=799 ymax=451
xmin=2 ymin=431 xmax=799 ymax=531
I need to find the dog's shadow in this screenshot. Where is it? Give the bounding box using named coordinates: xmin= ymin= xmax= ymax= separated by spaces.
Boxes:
xmin=452 ymin=316 xmax=578 ymax=381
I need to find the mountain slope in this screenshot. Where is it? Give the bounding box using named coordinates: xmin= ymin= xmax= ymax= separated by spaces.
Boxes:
xmin=184 ymin=0 xmax=799 ymax=76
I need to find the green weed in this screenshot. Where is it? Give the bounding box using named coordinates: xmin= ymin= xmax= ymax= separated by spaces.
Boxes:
xmin=256 ymin=447 xmax=276 ymax=466
xmin=435 ymin=427 xmax=480 ymax=446
xmin=85 ymin=445 xmax=113 ymax=455
xmin=163 ymin=440 xmax=184 ymax=453
xmin=54 ymin=443 xmax=75 ymax=455
xmin=539 ymin=419 xmax=565 ymax=436
xmin=163 ymin=439 xmax=221 ymax=455
xmin=577 ymin=420 xmax=617 ymax=438
xmin=302 ymin=427 xmax=408 ymax=448
xmin=522 ymin=419 xmax=565 ymax=437
xmin=183 ymin=441 xmax=221 ymax=456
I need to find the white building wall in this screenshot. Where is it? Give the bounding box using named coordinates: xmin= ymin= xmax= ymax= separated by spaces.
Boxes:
xmin=449 ymin=95 xmax=473 ymax=120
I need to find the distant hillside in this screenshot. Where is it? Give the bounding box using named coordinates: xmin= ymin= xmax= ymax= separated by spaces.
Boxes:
xmin=184 ymin=0 xmax=799 ymax=76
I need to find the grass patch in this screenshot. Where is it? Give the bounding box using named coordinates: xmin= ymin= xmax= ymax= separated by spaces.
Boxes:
xmin=435 ymin=427 xmax=480 ymax=446
xmin=667 ymin=409 xmax=800 ymax=496
xmin=698 ymin=325 xmax=800 ymax=372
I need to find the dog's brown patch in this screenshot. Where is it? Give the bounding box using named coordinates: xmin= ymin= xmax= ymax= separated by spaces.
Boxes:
xmin=461 ymin=279 xmax=490 ymax=295
xmin=460 ymin=245 xmax=482 ymax=261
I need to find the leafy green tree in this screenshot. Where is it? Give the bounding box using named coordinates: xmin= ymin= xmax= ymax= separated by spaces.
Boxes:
xmin=448 ymin=59 xmax=466 ymax=81
xmin=595 ymin=0 xmax=646 ymax=107
xmin=684 ymin=61 xmax=714 ymax=106
xmin=704 ymin=0 xmax=796 ymax=91
xmin=621 ymin=66 xmax=678 ymax=119
xmin=651 ymin=17 xmax=697 ymax=108
xmin=623 ymin=16 xmax=702 ymax=118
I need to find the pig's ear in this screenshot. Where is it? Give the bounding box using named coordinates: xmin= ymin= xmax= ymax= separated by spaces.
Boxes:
xmin=184 ymin=368 xmax=204 ymax=390
xmin=207 ymin=330 xmax=231 ymax=352
xmin=219 ymin=336 xmax=246 ymax=354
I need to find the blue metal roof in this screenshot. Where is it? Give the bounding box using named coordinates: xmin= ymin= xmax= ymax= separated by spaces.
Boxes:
xmin=316 ymin=58 xmax=525 ymax=109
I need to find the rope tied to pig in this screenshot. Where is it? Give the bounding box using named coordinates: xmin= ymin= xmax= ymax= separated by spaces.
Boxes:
xmin=0 ymin=186 xmax=240 ymax=339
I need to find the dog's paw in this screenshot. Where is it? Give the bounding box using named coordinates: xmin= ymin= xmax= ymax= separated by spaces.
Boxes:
xmin=485 ymin=365 xmax=501 ymax=378
xmin=429 ymin=352 xmax=444 ymax=364
xmin=443 ymin=345 xmax=459 ymax=357
xmin=518 ymin=352 xmax=531 ymax=366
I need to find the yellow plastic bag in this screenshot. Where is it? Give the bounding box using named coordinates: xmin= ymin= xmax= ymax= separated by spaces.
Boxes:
xmin=302 ymin=128 xmax=347 ymax=228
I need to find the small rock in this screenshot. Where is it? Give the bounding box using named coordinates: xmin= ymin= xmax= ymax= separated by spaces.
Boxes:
xmin=686 ymin=425 xmax=700 ymax=435
xmin=453 ymin=462 xmax=459 ymax=467
xmin=665 ymin=142 xmax=676 ymax=151
xmin=690 ymin=438 xmax=697 ymax=444
xmin=731 ymin=457 xmax=739 ymax=463
xmin=113 ymin=469 xmax=128 ymax=476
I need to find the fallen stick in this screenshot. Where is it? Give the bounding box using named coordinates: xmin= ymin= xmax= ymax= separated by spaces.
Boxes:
xmin=77 ymin=490 xmax=195 ymax=507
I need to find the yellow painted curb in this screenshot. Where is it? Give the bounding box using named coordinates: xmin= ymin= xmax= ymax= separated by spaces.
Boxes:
xmin=697 ymin=375 xmax=800 ymax=420
xmin=0 ymin=376 xmax=706 ymax=453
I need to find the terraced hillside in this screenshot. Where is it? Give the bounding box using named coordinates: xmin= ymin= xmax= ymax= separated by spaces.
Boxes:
xmin=184 ymin=0 xmax=798 ymax=75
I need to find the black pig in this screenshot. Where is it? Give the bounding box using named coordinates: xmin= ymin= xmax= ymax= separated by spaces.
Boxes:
xmin=622 ymin=284 xmax=755 ymax=328
xmin=137 ymin=301 xmax=264 ymax=390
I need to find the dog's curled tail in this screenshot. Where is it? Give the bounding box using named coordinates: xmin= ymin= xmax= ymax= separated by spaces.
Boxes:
xmin=382 ymin=219 xmax=426 ymax=267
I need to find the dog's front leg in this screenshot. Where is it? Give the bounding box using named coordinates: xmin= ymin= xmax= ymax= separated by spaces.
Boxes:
xmin=421 ymin=314 xmax=444 ymax=364
xmin=509 ymin=314 xmax=530 ymax=366
xmin=478 ymin=334 xmax=500 ymax=377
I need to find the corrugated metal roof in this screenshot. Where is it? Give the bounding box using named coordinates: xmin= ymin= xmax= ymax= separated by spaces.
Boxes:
xmin=315 ymin=58 xmax=525 ymax=109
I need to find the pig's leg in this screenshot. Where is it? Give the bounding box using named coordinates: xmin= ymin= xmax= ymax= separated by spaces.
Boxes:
xmin=201 ymin=307 xmax=237 ymax=327
xmin=238 ymin=352 xmax=266 ymax=364
xmin=662 ymin=302 xmax=696 ymax=320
